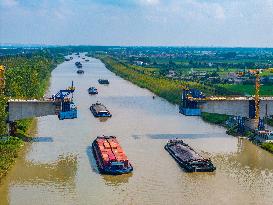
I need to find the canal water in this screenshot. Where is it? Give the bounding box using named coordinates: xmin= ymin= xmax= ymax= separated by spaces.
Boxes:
xmin=1 ymin=54 xmax=273 ymax=205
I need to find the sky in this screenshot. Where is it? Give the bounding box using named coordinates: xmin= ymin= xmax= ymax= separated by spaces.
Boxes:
xmin=0 ymin=0 xmax=273 ymax=47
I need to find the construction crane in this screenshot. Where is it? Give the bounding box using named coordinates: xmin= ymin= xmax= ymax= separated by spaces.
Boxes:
xmin=254 ymin=68 xmax=273 ymax=130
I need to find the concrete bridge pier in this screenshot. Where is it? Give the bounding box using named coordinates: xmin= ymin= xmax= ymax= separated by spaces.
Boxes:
xmin=7 ymin=100 xmax=57 ymax=135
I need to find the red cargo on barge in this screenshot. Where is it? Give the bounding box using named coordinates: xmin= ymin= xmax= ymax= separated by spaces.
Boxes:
xmin=92 ymin=136 xmax=133 ymax=175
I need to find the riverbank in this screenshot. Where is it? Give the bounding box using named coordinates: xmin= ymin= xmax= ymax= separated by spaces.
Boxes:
xmin=0 ymin=51 xmax=64 ymax=181
xmin=97 ymin=55 xmax=229 ymax=123
xmin=0 ymin=119 xmax=35 ymax=181
xmin=97 ymin=55 xmax=273 ymax=155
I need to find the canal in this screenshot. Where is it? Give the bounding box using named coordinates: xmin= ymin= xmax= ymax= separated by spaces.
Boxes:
xmin=1 ymin=54 xmax=273 ymax=205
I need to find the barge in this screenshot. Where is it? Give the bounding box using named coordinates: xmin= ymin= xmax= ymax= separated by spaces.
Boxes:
xmin=98 ymin=79 xmax=109 ymax=84
xmin=88 ymin=87 xmax=98 ymax=95
xmin=90 ymin=102 xmax=112 ymax=117
xmin=165 ymin=139 xmax=216 ymax=172
xmin=92 ymin=136 xmax=133 ymax=175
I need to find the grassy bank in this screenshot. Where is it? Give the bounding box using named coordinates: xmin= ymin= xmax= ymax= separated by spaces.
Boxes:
xmin=0 ymin=137 xmax=23 ymax=180
xmin=201 ymin=112 xmax=229 ymax=125
xmin=261 ymin=143 xmax=273 ymax=154
xmin=0 ymin=119 xmax=35 ymax=181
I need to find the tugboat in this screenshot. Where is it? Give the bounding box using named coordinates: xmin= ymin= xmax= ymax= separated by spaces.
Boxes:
xmin=165 ymin=139 xmax=216 ymax=172
xmin=92 ymin=136 xmax=133 ymax=175
xmin=98 ymin=79 xmax=109 ymax=84
xmin=88 ymin=87 xmax=98 ymax=95
xmin=90 ymin=102 xmax=112 ymax=117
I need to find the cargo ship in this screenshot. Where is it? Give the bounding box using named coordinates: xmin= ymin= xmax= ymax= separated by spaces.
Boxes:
xmin=88 ymin=87 xmax=98 ymax=94
xmin=98 ymin=79 xmax=109 ymax=84
xmin=90 ymin=102 xmax=112 ymax=117
xmin=92 ymin=136 xmax=133 ymax=174
xmin=165 ymin=139 xmax=216 ymax=172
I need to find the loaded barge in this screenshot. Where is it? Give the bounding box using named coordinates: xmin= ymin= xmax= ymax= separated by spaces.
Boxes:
xmin=165 ymin=139 xmax=216 ymax=172
xmin=90 ymin=102 xmax=112 ymax=117
xmin=92 ymin=136 xmax=133 ymax=175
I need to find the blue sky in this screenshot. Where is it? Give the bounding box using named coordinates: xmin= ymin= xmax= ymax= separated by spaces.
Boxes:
xmin=0 ymin=0 xmax=273 ymax=47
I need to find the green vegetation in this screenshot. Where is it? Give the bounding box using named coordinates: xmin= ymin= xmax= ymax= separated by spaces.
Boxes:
xmin=261 ymin=142 xmax=273 ymax=154
xmin=266 ymin=118 xmax=273 ymax=127
xmin=0 ymin=96 xmax=7 ymax=135
xmin=219 ymin=84 xmax=273 ymax=96
xmin=0 ymin=137 xmax=23 ymax=180
xmin=201 ymin=112 xmax=229 ymax=125
xmin=2 ymin=51 xmax=61 ymax=99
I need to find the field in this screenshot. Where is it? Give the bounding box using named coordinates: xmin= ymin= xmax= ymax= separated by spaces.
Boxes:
xmin=219 ymin=84 xmax=273 ymax=96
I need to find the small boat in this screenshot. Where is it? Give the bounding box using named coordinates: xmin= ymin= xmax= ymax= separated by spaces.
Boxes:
xmin=92 ymin=136 xmax=133 ymax=175
xmin=75 ymin=62 xmax=82 ymax=68
xmin=85 ymin=59 xmax=90 ymax=62
xmin=77 ymin=70 xmax=84 ymax=74
xmin=90 ymin=102 xmax=112 ymax=117
xmin=98 ymin=79 xmax=109 ymax=84
xmin=165 ymin=139 xmax=216 ymax=172
xmin=88 ymin=87 xmax=98 ymax=95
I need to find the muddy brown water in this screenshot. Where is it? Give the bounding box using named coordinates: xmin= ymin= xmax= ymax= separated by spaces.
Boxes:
xmin=1 ymin=55 xmax=273 ymax=205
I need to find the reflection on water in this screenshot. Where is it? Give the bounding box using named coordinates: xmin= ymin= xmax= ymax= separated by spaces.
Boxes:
xmin=86 ymin=146 xmax=99 ymax=174
xmin=147 ymin=133 xmax=228 ymax=139
xmin=98 ymin=117 xmax=110 ymax=122
xmin=0 ymin=146 xmax=77 ymax=205
xmin=2 ymin=55 xmax=273 ymax=205
xmin=102 ymin=173 xmax=132 ymax=186
xmin=11 ymin=154 xmax=77 ymax=186
xmin=32 ymin=137 xmax=54 ymax=142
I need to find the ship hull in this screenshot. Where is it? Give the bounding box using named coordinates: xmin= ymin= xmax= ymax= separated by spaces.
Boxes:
xmin=165 ymin=141 xmax=216 ymax=172
xmin=92 ymin=137 xmax=133 ymax=175
xmin=90 ymin=105 xmax=112 ymax=117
